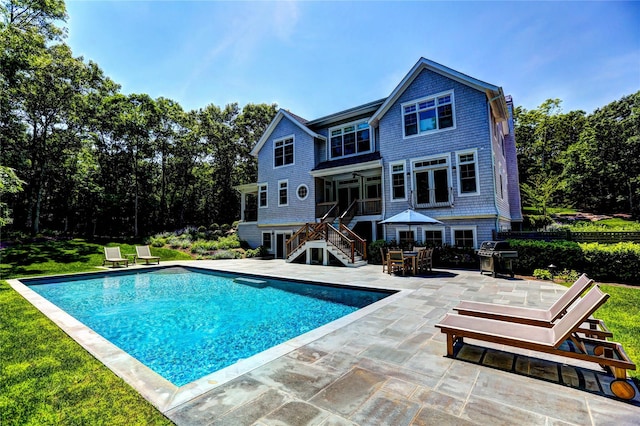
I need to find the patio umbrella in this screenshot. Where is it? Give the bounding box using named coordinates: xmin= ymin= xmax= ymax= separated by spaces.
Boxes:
xmin=379 ymin=208 xmax=442 ymax=242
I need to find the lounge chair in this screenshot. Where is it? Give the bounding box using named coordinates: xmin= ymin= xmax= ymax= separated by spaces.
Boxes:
xmin=135 ymin=245 xmax=160 ymax=265
xmin=435 ymin=285 xmax=637 ymax=400
xmin=103 ymin=247 xmax=129 ymax=267
xmin=453 ymin=273 xmax=595 ymax=327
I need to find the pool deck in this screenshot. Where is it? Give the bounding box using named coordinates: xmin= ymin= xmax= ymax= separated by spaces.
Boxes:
xmin=12 ymin=259 xmax=640 ymax=425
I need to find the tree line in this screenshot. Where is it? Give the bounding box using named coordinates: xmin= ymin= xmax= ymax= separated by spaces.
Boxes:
xmin=2 ymin=1 xmax=639 ymax=238
xmin=514 ymin=93 xmax=640 ymax=220
xmin=1 ymin=0 xmax=276 ymax=237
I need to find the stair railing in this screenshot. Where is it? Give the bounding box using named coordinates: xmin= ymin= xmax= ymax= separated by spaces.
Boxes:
xmin=338 ymin=199 xmax=359 ymax=228
xmin=340 ymin=223 xmax=367 ymax=260
xmin=287 ymin=221 xmax=367 ymax=264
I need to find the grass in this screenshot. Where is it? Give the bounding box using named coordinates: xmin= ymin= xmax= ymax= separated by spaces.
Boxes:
xmin=554 ymin=279 xmax=640 ymax=380
xmin=0 ymin=239 xmax=192 ymax=279
xmin=0 ymin=279 xmax=174 ymax=425
xmin=593 ymin=284 xmax=640 ymax=380
xmin=568 ymin=218 xmax=640 ymax=231
xmin=0 ymin=239 xmax=191 ymax=425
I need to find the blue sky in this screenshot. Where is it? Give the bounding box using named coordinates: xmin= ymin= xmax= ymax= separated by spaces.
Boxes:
xmin=65 ymin=1 xmax=639 ymax=119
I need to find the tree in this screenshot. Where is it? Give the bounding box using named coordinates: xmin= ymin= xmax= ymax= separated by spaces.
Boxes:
xmin=0 ymin=165 xmax=24 ymax=226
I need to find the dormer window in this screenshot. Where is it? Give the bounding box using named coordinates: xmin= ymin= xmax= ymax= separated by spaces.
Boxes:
xmin=403 ymin=91 xmax=455 ymax=138
xmin=329 ymin=121 xmax=371 ymax=159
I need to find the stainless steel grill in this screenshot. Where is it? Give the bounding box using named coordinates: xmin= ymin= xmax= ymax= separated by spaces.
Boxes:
xmin=477 ymin=241 xmax=517 ymax=278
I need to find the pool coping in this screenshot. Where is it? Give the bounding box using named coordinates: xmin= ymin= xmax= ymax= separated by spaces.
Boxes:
xmin=8 ymin=264 xmax=413 ymax=413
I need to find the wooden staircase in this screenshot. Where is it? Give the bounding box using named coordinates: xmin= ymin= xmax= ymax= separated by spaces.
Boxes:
xmin=286 ymin=222 xmax=367 ymax=267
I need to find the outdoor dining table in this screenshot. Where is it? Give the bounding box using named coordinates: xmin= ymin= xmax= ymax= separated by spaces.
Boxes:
xmin=403 ymin=251 xmax=419 ymax=275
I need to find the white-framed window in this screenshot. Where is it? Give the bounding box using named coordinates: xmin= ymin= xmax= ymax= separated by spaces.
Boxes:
xmin=278 ymin=179 xmax=288 ymax=206
xmin=329 ymin=120 xmax=371 ymax=159
xmin=296 ymin=184 xmax=309 ymax=201
xmin=412 ymin=155 xmax=451 ymax=207
xmin=274 ymin=135 xmax=294 ymax=168
xmin=397 ymin=229 xmax=416 ymax=245
xmin=389 ymin=161 xmax=406 ymax=202
xmin=456 ymin=149 xmax=479 ymax=196
xmin=423 ymin=227 xmax=445 ymax=246
xmin=450 ymin=226 xmax=477 ymax=248
xmin=258 ymin=183 xmax=268 ymax=208
xmin=402 ymin=91 xmax=455 ymax=138
xmin=262 ymin=232 xmax=272 ymax=250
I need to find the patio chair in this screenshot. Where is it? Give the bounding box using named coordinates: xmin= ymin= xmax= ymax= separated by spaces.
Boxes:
xmin=435 ymin=285 xmax=636 ymax=400
xmin=135 ymin=245 xmax=160 ymax=265
xmin=453 ymin=274 xmax=595 ymax=328
xmin=387 ymin=250 xmax=408 ymax=275
xmin=418 ymin=247 xmax=433 ymax=273
xmin=103 ymin=246 xmax=129 ymax=267
xmin=379 ymin=247 xmax=388 ymax=273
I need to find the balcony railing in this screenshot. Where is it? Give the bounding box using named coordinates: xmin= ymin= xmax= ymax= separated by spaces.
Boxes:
xmin=357 ymin=198 xmax=382 ymax=215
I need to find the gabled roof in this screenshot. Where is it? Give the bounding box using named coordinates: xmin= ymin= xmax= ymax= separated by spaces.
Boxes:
xmin=306 ymin=98 xmax=386 ymax=129
xmin=369 ymin=57 xmax=508 ymax=127
xmin=250 ymin=109 xmax=325 ymax=157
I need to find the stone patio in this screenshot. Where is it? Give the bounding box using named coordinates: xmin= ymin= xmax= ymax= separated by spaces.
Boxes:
xmin=162 ymin=260 xmax=639 ymax=425
xmin=11 ymin=259 xmax=640 ymax=425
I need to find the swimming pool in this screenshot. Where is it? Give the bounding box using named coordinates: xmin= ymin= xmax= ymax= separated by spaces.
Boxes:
xmin=23 ymin=266 xmax=393 ymax=386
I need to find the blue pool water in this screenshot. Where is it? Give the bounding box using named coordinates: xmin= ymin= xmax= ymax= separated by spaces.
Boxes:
xmin=27 ymin=267 xmax=391 ymax=386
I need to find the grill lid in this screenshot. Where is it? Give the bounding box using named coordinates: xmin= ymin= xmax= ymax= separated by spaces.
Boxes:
xmin=479 ymin=241 xmax=512 ymax=251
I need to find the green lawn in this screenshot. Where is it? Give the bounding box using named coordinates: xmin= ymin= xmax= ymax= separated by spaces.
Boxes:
xmin=0 ymin=239 xmax=190 ymax=425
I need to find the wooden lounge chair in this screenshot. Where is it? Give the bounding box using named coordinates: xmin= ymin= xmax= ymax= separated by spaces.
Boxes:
xmin=436 ymin=286 xmax=637 ymax=400
xmin=388 ymin=250 xmax=408 ymax=275
xmin=103 ymin=247 xmax=129 ymax=267
xmin=453 ymin=273 xmax=595 ymax=328
xmin=135 ymin=245 xmax=160 ymax=265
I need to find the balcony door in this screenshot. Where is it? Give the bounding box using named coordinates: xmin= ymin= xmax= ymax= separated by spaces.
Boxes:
xmin=337 ymin=179 xmax=360 ymax=213
xmin=413 ymin=157 xmax=451 ymax=208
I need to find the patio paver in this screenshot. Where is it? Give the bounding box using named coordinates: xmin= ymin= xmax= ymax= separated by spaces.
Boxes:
xmin=161 ymin=260 xmax=639 ymax=425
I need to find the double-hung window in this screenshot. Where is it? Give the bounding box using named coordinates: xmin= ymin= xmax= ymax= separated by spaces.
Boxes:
xmin=403 ymin=92 xmax=454 ymax=137
xmin=258 ymin=184 xmax=268 ymax=208
xmin=390 ymin=162 xmax=406 ymax=201
xmin=278 ymin=180 xmax=288 ymax=206
xmin=262 ymin=232 xmax=272 ymax=250
xmin=457 ymin=150 xmax=479 ymax=195
xmin=423 ymin=228 xmax=444 ymax=246
xmin=413 ymin=156 xmax=451 ymax=207
xmin=274 ymin=136 xmax=294 ymax=168
xmin=330 ymin=121 xmax=371 ymax=159
xmin=452 ymin=228 xmax=476 ymax=248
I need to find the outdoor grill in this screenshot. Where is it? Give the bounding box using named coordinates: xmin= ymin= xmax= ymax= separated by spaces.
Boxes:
xmin=477 ymin=241 xmax=518 ymax=278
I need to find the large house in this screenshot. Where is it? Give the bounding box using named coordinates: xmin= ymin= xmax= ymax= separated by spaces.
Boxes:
xmin=236 ymin=57 xmax=522 ymax=266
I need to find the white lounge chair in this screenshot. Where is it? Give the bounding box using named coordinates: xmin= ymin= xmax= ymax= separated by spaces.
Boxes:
xmin=135 ymin=245 xmax=160 ymax=265
xmin=103 ymin=247 xmax=129 ymax=267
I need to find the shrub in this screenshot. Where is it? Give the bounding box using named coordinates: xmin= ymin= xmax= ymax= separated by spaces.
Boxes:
xmin=150 ymin=237 xmax=166 ymax=248
xmin=212 ymin=250 xmax=240 ymax=260
xmin=533 ymin=268 xmax=553 ymax=280
xmin=209 ymin=223 xmax=220 ymax=231
xmin=221 ymin=223 xmax=231 ymax=233
xmin=580 ymin=242 xmax=640 ymax=284
xmin=510 ymin=240 xmax=640 ymax=285
xmin=245 ymin=246 xmax=268 ymax=258
xmin=367 ymin=240 xmax=387 ymax=264
xmin=214 ymin=234 xmax=241 ymax=250
xmin=510 ymin=240 xmax=584 ymax=275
